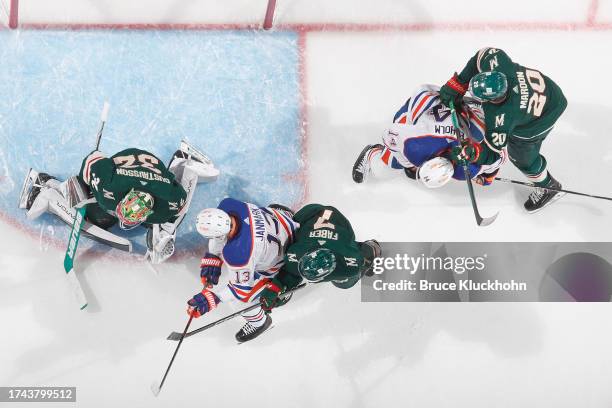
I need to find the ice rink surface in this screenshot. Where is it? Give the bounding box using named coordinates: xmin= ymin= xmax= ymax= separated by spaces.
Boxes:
xmin=1 ymin=0 xmax=612 ymax=407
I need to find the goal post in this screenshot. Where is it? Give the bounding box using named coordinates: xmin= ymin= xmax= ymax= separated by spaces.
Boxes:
xmin=0 ymin=0 xmax=18 ymax=28
xmin=263 ymin=0 xmax=276 ymax=30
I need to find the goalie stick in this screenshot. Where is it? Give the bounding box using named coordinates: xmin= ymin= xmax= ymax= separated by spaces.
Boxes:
xmin=62 ymin=102 xmax=110 ymax=310
xmin=449 ymin=100 xmax=499 ymax=227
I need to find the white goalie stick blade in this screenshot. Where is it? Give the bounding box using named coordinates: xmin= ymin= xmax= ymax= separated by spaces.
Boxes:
xmin=66 ymin=266 xmax=88 ymax=310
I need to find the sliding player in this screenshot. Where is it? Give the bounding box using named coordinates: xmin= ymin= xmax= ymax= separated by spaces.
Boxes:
xmin=352 ymin=84 xmax=505 ymax=189
xmin=187 ymin=198 xmax=298 ymax=343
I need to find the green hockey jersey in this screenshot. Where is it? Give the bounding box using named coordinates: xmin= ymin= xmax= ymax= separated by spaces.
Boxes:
xmin=278 ymin=204 xmax=365 ymax=290
xmin=78 ymin=148 xmax=186 ymax=224
xmin=456 ymin=47 xmax=567 ymax=164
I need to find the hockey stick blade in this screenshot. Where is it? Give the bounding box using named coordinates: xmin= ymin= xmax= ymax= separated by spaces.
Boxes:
xmin=64 ymin=206 xmax=89 ymax=310
xmin=477 ymin=211 xmax=499 ymax=227
xmin=150 ymin=382 xmax=161 ymax=397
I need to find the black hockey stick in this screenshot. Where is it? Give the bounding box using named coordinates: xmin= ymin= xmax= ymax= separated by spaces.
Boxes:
xmin=167 ymin=283 xmax=307 ymax=341
xmin=449 ymin=100 xmax=499 ymax=226
xmin=151 ymin=313 xmax=195 ymax=397
xmin=495 ymin=177 xmax=612 ymax=202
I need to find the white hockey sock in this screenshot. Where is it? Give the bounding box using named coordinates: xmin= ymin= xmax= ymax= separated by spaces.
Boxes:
xmin=241 ymin=306 xmax=266 ymax=328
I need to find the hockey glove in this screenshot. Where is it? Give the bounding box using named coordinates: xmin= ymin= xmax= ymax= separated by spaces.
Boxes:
xmin=439 ymin=73 xmax=468 ymax=109
xmin=475 ymin=169 xmax=499 ymax=186
xmin=187 ymin=290 xmax=220 ymax=318
xmin=200 ymin=253 xmax=223 ymax=286
xmin=450 ymin=142 xmax=482 ymax=164
xmin=259 ymin=280 xmax=285 ymax=311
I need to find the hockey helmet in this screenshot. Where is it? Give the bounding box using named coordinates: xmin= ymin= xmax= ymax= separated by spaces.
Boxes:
xmin=469 ymin=71 xmax=508 ymax=102
xmin=418 ymin=157 xmax=454 ymax=189
xmin=116 ymin=189 xmax=154 ymax=229
xmin=196 ymin=208 xmax=231 ymax=238
xmin=298 ymin=248 xmax=337 ymax=282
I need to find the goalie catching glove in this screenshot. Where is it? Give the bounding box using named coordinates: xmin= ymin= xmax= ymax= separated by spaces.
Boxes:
xmin=187 ymin=289 xmax=221 ymax=318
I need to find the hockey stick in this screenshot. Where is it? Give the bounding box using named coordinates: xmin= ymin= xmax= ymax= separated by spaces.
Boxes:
xmin=166 ymin=282 xmax=307 ymax=341
xmin=449 ymin=100 xmax=499 ymax=227
xmin=494 ymin=177 xmax=612 ymax=202
xmin=151 ymin=313 xmax=195 ymax=397
xmin=62 ymin=102 xmax=110 ymax=310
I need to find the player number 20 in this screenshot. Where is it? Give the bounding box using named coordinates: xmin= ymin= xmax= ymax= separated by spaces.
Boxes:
xmin=113 ymin=153 xmax=162 ymax=174
xmin=525 ymin=69 xmax=547 ymax=118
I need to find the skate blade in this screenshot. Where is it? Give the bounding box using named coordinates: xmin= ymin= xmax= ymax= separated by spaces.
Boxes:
xmin=18 ymin=168 xmax=36 ymax=209
xmin=526 ymin=192 xmax=567 ymax=214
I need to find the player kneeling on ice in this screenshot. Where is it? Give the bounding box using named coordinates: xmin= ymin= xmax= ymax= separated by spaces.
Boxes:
xmin=438 ymin=47 xmax=567 ymax=212
xmin=353 ymin=84 xmax=505 ymax=190
xmin=19 ymin=140 xmax=218 ymax=263
xmin=187 ymin=198 xmax=298 ymax=343
xmin=258 ymin=204 xmax=381 ymax=312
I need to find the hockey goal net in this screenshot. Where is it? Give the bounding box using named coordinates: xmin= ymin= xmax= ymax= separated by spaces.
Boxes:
xmin=0 ymin=0 xmax=17 ymax=28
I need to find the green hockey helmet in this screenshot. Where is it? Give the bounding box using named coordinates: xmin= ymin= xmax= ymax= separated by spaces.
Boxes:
xmin=116 ymin=189 xmax=154 ymax=229
xmin=469 ymin=71 xmax=508 ymax=102
xmin=298 ymin=248 xmax=337 ymax=282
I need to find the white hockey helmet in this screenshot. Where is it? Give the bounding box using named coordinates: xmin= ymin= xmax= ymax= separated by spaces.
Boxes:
xmin=196 ymin=208 xmax=231 ymax=238
xmin=418 ymin=157 xmax=454 ymax=189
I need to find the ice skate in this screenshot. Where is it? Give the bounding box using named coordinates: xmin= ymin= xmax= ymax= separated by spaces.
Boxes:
xmin=235 ymin=314 xmax=273 ymax=343
xmin=18 ymin=169 xmax=57 ymax=210
xmin=352 ymin=144 xmax=383 ymax=183
xmin=524 ymin=173 xmax=566 ymax=213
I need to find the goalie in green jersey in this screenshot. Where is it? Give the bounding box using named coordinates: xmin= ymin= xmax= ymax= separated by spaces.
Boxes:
xmin=258 ymin=204 xmax=381 ymax=311
xmin=19 ymin=140 xmax=219 ymax=263
xmin=439 ymin=47 xmax=568 ymax=213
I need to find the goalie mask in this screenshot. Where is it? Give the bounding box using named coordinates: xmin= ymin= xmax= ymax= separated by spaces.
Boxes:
xmin=116 ymin=189 xmax=154 ymax=229
xmin=298 ymin=248 xmax=337 ymax=282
